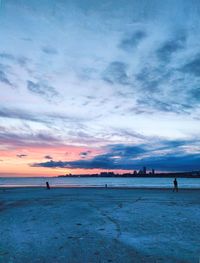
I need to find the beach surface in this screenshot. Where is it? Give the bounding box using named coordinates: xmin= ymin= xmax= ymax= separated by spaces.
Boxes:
xmin=0 ymin=188 xmax=199 ymax=263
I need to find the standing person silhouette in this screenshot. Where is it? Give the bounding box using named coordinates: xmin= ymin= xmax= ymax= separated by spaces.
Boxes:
xmin=173 ymin=178 xmax=178 ymax=192
xmin=46 ymin=181 xmax=50 ymax=190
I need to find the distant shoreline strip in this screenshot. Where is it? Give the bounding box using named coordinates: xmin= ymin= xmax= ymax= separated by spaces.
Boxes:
xmin=0 ymin=186 xmax=200 ymax=190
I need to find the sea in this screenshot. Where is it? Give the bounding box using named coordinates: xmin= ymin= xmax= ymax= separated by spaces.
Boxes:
xmin=0 ymin=177 xmax=200 ymax=189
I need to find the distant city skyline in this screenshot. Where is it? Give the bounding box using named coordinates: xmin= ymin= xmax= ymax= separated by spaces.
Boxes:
xmin=1 ymin=0 xmax=200 ymax=176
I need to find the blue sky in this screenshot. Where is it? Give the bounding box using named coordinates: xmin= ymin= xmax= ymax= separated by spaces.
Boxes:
xmin=1 ymin=0 xmax=200 ymax=175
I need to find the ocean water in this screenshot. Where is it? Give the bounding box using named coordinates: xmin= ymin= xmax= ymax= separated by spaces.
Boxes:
xmin=0 ymin=177 xmax=200 ymax=189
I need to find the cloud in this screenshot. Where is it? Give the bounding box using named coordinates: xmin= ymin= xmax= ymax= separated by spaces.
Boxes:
xmin=136 ymin=153 xmax=200 ymax=171
xmin=119 ymin=30 xmax=146 ymax=51
xmin=136 ymin=67 xmax=165 ymax=93
xmin=16 ymin=154 xmax=27 ymax=158
xmin=0 ymin=53 xmax=15 ymax=60
xmin=0 ymin=52 xmax=30 ymax=68
xmin=181 ymin=55 xmax=200 ymax=77
xmin=30 ymin=152 xmax=200 ymax=171
xmin=0 ymin=129 xmax=62 ymax=149
xmin=107 ymin=144 xmax=146 ymax=157
xmin=0 ymin=106 xmax=90 ymax=125
xmin=31 ymin=139 xmax=200 ymax=171
xmin=0 ymin=107 xmax=47 ymax=123
xmin=136 ymin=98 xmax=191 ymax=114
xmin=27 ymin=80 xmax=59 ymax=101
xmin=79 ymin=150 xmax=91 ymax=158
xmin=133 ymin=33 xmax=200 ymax=114
xmin=190 ymin=88 xmax=200 ymax=102
xmin=2 ymin=0 xmax=200 ymax=176
xmin=157 ymin=36 xmax=185 ymax=62
xmin=0 ymin=69 xmax=13 ymax=87
xmin=17 ymin=57 xmax=30 ymax=68
xmin=102 ymin=61 xmax=129 ymax=85
xmin=44 ymin=155 xmax=53 ymax=159
xmin=42 ymin=46 xmax=58 ymax=55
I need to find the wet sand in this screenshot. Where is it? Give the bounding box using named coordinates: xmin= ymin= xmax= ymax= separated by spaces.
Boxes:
xmin=0 ymin=188 xmax=199 ymax=263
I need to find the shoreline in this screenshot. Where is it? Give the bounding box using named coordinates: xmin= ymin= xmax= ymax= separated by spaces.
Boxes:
xmin=1 ymin=176 xmax=200 ymax=178
xmin=1 ymin=186 xmax=200 ymax=190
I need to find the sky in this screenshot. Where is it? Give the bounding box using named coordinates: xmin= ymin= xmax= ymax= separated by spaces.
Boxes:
xmin=1 ymin=0 xmax=200 ymax=176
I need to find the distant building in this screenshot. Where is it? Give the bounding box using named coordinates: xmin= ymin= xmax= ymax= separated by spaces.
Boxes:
xmin=152 ymin=169 xmax=155 ymax=175
xmin=100 ymin=172 xmax=108 ymax=176
xmin=100 ymin=172 xmax=114 ymax=177
xmin=143 ymin=166 xmax=146 ymax=175
xmin=138 ymin=169 xmax=143 ymax=175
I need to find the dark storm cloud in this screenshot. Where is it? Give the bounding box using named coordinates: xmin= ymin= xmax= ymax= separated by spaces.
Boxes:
xmin=103 ymin=61 xmax=129 ymax=85
xmin=119 ymin=30 xmax=146 ymax=51
xmin=27 ymin=80 xmax=59 ymax=101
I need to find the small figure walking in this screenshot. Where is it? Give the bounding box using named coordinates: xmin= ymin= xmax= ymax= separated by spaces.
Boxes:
xmin=46 ymin=181 xmax=50 ymax=190
xmin=173 ymin=178 xmax=178 ymax=192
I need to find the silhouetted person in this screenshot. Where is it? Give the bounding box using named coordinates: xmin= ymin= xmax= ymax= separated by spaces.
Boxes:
xmin=105 ymin=184 xmax=108 ymax=188
xmin=173 ymin=178 xmax=178 ymax=192
xmin=46 ymin=181 xmax=50 ymax=190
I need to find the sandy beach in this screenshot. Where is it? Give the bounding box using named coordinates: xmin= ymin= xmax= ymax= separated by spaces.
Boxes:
xmin=0 ymin=188 xmax=199 ymax=263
